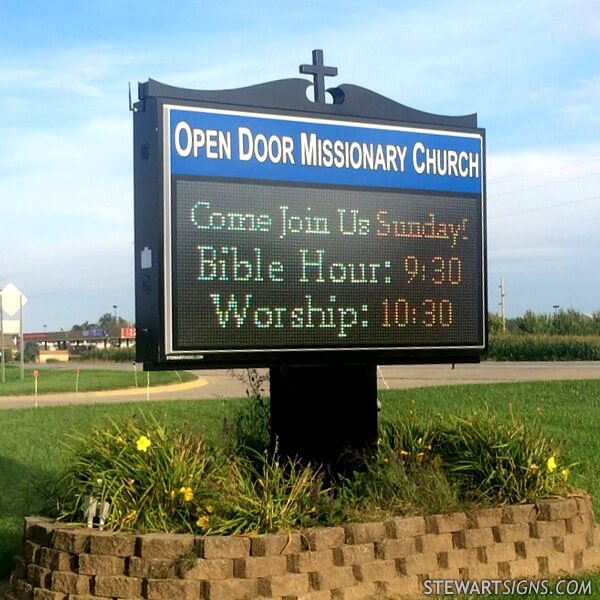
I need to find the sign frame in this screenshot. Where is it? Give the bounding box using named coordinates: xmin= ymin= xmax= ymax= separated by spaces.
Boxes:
xmin=134 ymin=75 xmax=487 ymax=370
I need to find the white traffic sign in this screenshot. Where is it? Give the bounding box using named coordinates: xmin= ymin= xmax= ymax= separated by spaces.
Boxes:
xmin=1 ymin=319 xmax=20 ymax=335
xmin=0 ymin=283 xmax=27 ymax=317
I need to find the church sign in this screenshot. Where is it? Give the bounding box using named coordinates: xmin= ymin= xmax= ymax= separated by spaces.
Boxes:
xmin=133 ymin=51 xmax=486 ymax=369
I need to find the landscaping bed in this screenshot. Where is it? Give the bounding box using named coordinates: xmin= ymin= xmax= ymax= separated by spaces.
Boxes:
xmin=7 ymin=497 xmax=600 ymax=600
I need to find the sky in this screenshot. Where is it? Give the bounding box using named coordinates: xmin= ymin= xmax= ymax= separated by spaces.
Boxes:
xmin=0 ymin=0 xmax=599 ymax=332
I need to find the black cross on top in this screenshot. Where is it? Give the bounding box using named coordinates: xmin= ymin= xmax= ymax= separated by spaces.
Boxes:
xmin=300 ymin=49 xmax=337 ymax=104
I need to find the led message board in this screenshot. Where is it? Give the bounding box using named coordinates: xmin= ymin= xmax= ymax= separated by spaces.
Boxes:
xmin=134 ymin=79 xmax=486 ymax=368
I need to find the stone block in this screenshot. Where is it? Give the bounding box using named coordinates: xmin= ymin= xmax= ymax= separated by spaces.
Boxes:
xmin=333 ymin=543 xmax=375 ymax=566
xmin=94 ymin=575 xmax=142 ymax=599
xmin=530 ymin=520 xmax=566 ymax=539
xmin=26 ymin=564 xmax=52 ymax=588
xmin=282 ymin=592 xmax=331 ymax=600
xmin=481 ymin=542 xmax=516 ymax=563
xmin=338 ymin=582 xmax=380 ymax=599
xmin=234 ymin=556 xmax=287 ymax=578
xmin=204 ymin=578 xmax=258 ymax=600
xmin=146 ymin=579 xmax=201 ymax=600
xmin=384 ymin=516 xmax=426 ymax=539
xmin=467 ymin=507 xmax=503 ymax=529
xmin=126 ymin=556 xmax=176 ymax=578
xmin=352 ymin=559 xmax=397 ymax=582
xmin=287 ymin=550 xmax=334 ymax=573
xmin=546 ymin=553 xmax=574 ymax=574
xmin=251 ymin=533 xmax=302 ymax=556
xmin=344 ymin=522 xmax=385 ymax=545
xmin=461 ymin=563 xmax=500 ymax=580
xmin=202 ymin=536 xmax=251 ymax=559
xmin=259 ymin=573 xmax=310 ymax=597
xmin=310 ymin=566 xmax=355 ymax=590
xmin=23 ymin=542 xmax=41 ymax=564
xmin=566 ymin=515 xmax=592 ymax=534
xmin=575 ymin=494 xmax=594 ymax=517
xmin=32 ymin=589 xmax=65 ymax=600
xmin=517 ymin=537 xmax=555 ymax=558
xmin=399 ymin=552 xmax=438 ymax=576
xmin=181 ymin=557 xmax=233 ymax=580
xmin=89 ymin=531 xmax=136 ymax=557
xmin=425 ymin=512 xmax=468 ymax=534
xmin=562 ymin=532 xmax=589 ymax=553
xmin=374 ymin=538 xmax=415 ymax=560
xmin=78 ymin=553 xmax=125 ymax=575
xmin=416 ymin=533 xmax=453 ymax=553
xmin=537 ymin=498 xmax=578 ymax=521
xmin=502 ymin=504 xmax=536 ymax=524
xmin=24 ymin=518 xmax=55 ymax=546
xmin=383 ymin=575 xmax=421 ymax=597
xmin=50 ymin=572 xmax=90 ymax=595
xmin=137 ymin=533 xmax=195 ymax=560
xmin=304 ymin=527 xmax=345 ymax=551
xmin=504 ymin=557 xmax=540 ymax=579
xmin=12 ymin=578 xmax=33 ymax=600
xmin=281 ymin=590 xmax=331 ymax=600
xmin=50 ymin=530 xmax=90 ymax=554
xmin=443 ymin=548 xmax=481 ymax=569
xmin=582 ymin=545 xmax=600 ymax=569
xmin=39 ymin=548 xmax=75 ymax=571
xmin=493 ymin=524 xmax=530 ymax=543
xmin=454 ymin=528 xmax=494 ymax=549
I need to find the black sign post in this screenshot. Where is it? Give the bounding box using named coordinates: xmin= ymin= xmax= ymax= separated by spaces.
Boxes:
xmin=133 ymin=50 xmax=486 ymax=466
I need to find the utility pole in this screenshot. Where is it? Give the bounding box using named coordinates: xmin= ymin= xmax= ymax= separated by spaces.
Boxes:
xmin=499 ymin=277 xmax=506 ymax=333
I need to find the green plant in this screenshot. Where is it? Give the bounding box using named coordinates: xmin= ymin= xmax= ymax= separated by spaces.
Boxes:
xmin=223 ymin=369 xmax=271 ymax=457
xmin=488 ymin=334 xmax=600 ymax=361
xmin=76 ymin=347 xmax=136 ymax=362
xmin=438 ymin=411 xmax=572 ymax=505
xmin=51 ymin=414 xmax=219 ymax=533
xmin=207 ymin=448 xmax=327 ymax=535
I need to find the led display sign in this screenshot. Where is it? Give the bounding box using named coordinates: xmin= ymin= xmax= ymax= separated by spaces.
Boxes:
xmin=134 ymin=81 xmax=486 ymax=368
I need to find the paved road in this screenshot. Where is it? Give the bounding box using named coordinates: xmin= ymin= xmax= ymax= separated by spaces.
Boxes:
xmin=1 ymin=362 xmax=599 ymax=410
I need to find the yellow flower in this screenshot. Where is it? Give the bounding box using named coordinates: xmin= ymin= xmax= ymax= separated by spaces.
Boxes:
xmin=529 ymin=463 xmax=539 ymax=472
xmin=136 ymin=435 xmax=151 ymax=452
xmin=561 ymin=468 xmax=570 ymax=480
xmin=206 ymin=505 xmax=214 ymax=514
xmin=399 ymin=450 xmax=409 ymax=457
xmin=124 ymin=509 xmax=137 ymax=522
xmin=169 ymin=490 xmax=176 ymax=500
xmin=547 ymin=456 xmax=557 ymax=472
xmin=179 ymin=486 xmax=194 ymax=502
xmin=196 ymin=515 xmax=210 ymax=529
xmin=116 ymin=436 xmax=125 ymax=446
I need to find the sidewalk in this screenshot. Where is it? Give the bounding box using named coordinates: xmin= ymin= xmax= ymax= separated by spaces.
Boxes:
xmin=0 ymin=375 xmax=210 ymax=409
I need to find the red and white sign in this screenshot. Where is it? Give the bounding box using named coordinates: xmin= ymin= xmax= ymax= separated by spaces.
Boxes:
xmin=121 ymin=327 xmax=136 ymax=339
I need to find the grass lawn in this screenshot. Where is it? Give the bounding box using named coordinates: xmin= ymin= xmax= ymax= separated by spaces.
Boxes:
xmin=0 ymin=379 xmax=599 ymax=595
xmin=0 ymin=365 xmax=195 ymax=395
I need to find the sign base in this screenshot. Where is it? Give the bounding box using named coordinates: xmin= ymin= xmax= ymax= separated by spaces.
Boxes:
xmin=269 ymin=364 xmax=378 ymax=472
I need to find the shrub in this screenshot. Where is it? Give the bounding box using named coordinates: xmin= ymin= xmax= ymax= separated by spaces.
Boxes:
xmin=76 ymin=347 xmax=136 ymax=362
xmin=48 ymin=410 xmax=574 ymax=535
xmin=438 ymin=411 xmax=572 ymax=505
xmin=52 ymin=415 xmax=219 ymax=533
xmin=222 ymin=369 xmax=270 ymax=458
xmin=207 ymin=449 xmax=327 ymax=535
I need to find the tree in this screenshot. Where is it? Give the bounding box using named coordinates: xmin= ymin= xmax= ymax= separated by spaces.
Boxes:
xmin=98 ymin=313 xmax=114 ymax=330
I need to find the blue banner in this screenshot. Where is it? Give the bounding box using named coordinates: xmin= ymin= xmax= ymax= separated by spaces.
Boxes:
xmin=167 ymin=107 xmax=483 ymax=194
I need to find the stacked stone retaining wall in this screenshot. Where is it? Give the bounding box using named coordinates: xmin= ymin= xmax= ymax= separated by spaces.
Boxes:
xmin=6 ymin=496 xmax=600 ymax=599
